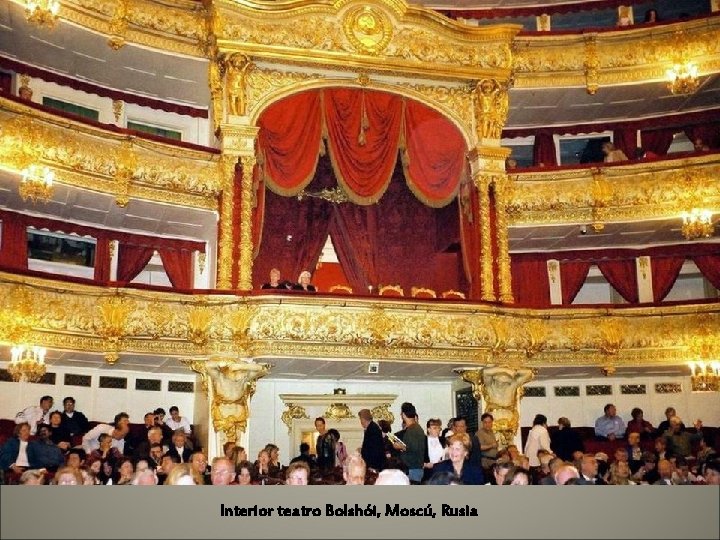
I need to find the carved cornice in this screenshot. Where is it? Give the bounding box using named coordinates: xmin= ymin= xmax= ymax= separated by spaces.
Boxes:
xmin=513 ymin=17 xmax=720 ymax=88
xmin=1 ymin=272 xmax=717 ymax=369
xmin=0 ymin=102 xmax=221 ymax=210
xmin=506 ymin=157 xmax=720 ymax=225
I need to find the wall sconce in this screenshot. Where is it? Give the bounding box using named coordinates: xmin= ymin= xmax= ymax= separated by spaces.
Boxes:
xmin=666 ymin=62 xmax=699 ymax=95
xmin=25 ymin=0 xmax=60 ymax=27
xmin=688 ymin=361 xmax=720 ymax=392
xmin=681 ymin=208 xmax=714 ymax=240
xmin=9 ymin=345 xmax=47 ymax=383
xmin=19 ymin=164 xmax=55 ymax=203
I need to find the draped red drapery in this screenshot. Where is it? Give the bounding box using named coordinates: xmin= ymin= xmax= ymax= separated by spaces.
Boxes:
xmin=692 ymin=254 xmax=720 ymax=290
xmin=640 ymin=128 xmax=675 ymax=155
xmin=116 ymin=244 xmax=156 ymax=284
xmin=532 ymin=130 xmax=558 ymax=166
xmin=560 ymin=260 xmax=591 ymax=305
xmin=597 ymin=259 xmax=639 ymax=303
xmin=253 ymin=88 xmax=473 ymax=296
xmin=0 ymin=217 xmax=28 ymax=270
xmin=613 ymin=128 xmax=637 ymax=160
xmin=511 ymin=254 xmax=550 ymax=307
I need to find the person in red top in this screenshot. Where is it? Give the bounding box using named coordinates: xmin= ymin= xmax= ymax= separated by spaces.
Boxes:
xmin=626 ymin=407 xmax=654 ymax=440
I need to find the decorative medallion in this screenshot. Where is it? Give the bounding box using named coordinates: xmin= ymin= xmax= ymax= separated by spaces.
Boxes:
xmin=323 ymin=402 xmax=355 ymax=420
xmin=370 ymin=403 xmax=394 ymax=424
xmin=342 ymin=6 xmax=392 ymax=55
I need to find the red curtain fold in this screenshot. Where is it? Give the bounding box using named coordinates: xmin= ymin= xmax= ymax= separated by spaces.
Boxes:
xmin=533 ymin=130 xmax=558 ymax=166
xmin=258 ymin=91 xmax=324 ymax=195
xmin=651 ymin=256 xmax=686 ymax=302
xmin=402 ymin=100 xmax=465 ymax=207
xmin=458 ymin=180 xmax=481 ymax=300
xmin=252 ymin=170 xmax=265 ymax=260
xmin=560 ymin=260 xmax=591 ymax=304
xmin=613 ymin=128 xmax=637 ymax=160
xmin=692 ymin=254 xmax=720 ymax=290
xmin=683 ymin=123 xmax=720 ymax=150
xmin=0 ymin=217 xmax=28 ymax=270
xmin=158 ymin=248 xmax=193 ymax=290
xmin=511 ymin=255 xmax=550 ymax=307
xmin=116 ymin=244 xmax=155 ymax=284
xmin=640 ymin=128 xmax=676 ymax=155
xmin=597 ymin=259 xmax=638 ymax=303
xmin=93 ymin=237 xmax=111 ymax=283
xmin=329 ymin=205 xmax=379 ymax=293
xmin=324 ymin=89 xmax=403 ymax=204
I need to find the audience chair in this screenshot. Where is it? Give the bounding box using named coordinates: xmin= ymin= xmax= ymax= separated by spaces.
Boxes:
xmin=411 ymin=287 xmax=436 ymax=298
xmin=378 ymin=284 xmax=404 ymax=297
xmin=441 ymin=289 xmax=466 ymax=299
xmin=328 ymin=284 xmax=353 ymax=294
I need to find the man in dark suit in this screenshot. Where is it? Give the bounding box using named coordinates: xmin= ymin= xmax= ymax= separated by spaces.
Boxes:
xmin=167 ymin=429 xmax=192 ymax=463
xmin=358 ymin=409 xmax=385 ymax=472
xmin=60 ymin=397 xmax=89 ymax=439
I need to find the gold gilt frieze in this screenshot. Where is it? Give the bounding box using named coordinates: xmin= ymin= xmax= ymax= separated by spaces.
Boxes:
xmin=506 ymin=156 xmax=720 ymax=226
xmin=1 ymin=272 xmax=718 ymax=369
xmin=0 ymin=102 xmax=221 ymax=210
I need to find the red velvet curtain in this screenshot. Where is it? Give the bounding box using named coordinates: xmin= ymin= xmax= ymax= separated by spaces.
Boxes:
xmin=0 ymin=217 xmax=28 ymax=270
xmin=329 ymin=204 xmax=379 ymax=293
xmin=511 ymin=255 xmax=550 ymax=307
xmin=560 ymin=260 xmax=591 ymax=304
xmin=258 ymin=91 xmax=324 ymax=195
xmin=324 ymin=89 xmax=403 ymax=204
xmin=117 ymin=243 xmax=155 ymax=284
xmin=533 ymin=130 xmax=558 ymax=166
xmin=158 ymin=249 xmax=193 ymax=290
xmin=692 ymin=254 xmax=720 ymax=290
xmin=640 ymin=128 xmax=676 ymax=155
xmin=597 ymin=259 xmax=638 ymax=303
xmin=93 ymin=237 xmax=111 ymax=283
xmin=458 ymin=180 xmax=481 ymax=300
xmin=613 ymin=128 xmax=637 ymax=160
xmin=684 ymin=123 xmax=720 ymax=150
xmin=651 ymin=256 xmax=685 ymax=302
xmin=402 ymin=100 xmax=465 ymax=207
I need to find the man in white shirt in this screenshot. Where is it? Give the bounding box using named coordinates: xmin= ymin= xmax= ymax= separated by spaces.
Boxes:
xmin=15 ymin=395 xmax=54 ymax=435
xmin=164 ymin=406 xmax=192 ymax=435
xmin=82 ymin=413 xmax=129 ymax=455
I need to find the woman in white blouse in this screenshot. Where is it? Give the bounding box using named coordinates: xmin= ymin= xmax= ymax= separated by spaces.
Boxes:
xmin=423 ymin=418 xmax=446 ymax=481
xmin=523 ymin=414 xmax=552 ymax=469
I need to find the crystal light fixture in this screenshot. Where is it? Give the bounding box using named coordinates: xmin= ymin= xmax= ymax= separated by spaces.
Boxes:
xmin=666 ymin=62 xmax=700 ymax=95
xmin=687 ymin=361 xmax=720 ymax=392
xmin=681 ymin=208 xmax=714 ymax=240
xmin=19 ymin=164 xmax=55 ymax=203
xmin=25 ymin=0 xmax=60 ymax=27
xmin=8 ymin=345 xmax=47 ymax=383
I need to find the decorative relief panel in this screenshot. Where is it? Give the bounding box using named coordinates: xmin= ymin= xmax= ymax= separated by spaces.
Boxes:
xmin=586 ymin=384 xmax=612 ymax=396
xmin=554 ymin=385 xmax=580 ymax=397
xmin=620 ymin=384 xmax=647 ymax=395
xmin=523 ymin=386 xmax=546 ymax=397
xmin=655 ymin=383 xmax=682 ymax=394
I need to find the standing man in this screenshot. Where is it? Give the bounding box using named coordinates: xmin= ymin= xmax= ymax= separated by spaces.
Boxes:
xmin=60 ymin=397 xmax=90 ymax=439
xmin=594 ymin=403 xmax=626 ymax=440
xmin=15 ymin=395 xmax=54 ymax=435
xmin=315 ymin=417 xmax=335 ymax=472
xmin=393 ymin=402 xmax=426 ymax=484
xmin=358 ymin=409 xmax=385 ymax=472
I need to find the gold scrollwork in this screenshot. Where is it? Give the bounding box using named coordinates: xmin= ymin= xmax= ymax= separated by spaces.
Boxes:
xmin=281 ymin=404 xmax=310 ymax=433
xmin=370 ymin=403 xmax=395 ymax=424
xmin=323 ymin=402 xmax=355 ymax=421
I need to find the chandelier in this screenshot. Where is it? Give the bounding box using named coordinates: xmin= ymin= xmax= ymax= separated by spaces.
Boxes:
xmin=19 ymin=164 xmax=55 ymax=203
xmin=8 ymin=345 xmax=47 ymax=383
xmin=681 ymin=208 xmax=714 ymax=240
xmin=25 ymin=0 xmax=60 ymax=27
xmin=687 ymin=361 xmax=720 ymax=392
xmin=666 ymin=62 xmax=700 ymax=95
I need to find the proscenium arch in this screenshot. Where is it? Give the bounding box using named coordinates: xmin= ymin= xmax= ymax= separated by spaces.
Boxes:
xmin=247 ymin=79 xmax=475 ymax=151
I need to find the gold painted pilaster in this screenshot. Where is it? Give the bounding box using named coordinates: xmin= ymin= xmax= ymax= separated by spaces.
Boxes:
xmin=475 ymin=173 xmax=495 ymax=302
xmin=238 ymin=155 xmax=256 ymax=291
xmin=455 ymin=366 xmax=535 ymax=447
xmin=216 ymin=154 xmax=237 ymax=289
xmin=494 ymin=174 xmax=514 ymax=304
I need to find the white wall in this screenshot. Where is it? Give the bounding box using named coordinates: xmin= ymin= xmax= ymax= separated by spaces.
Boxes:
xmin=247 ymin=379 xmax=454 ymax=464
xmin=518 ymin=374 xmax=720 ymax=429
xmin=0 ymin=362 xmax=196 ymax=426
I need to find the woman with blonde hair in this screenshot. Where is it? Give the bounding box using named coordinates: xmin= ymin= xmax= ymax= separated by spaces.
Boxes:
xmin=430 ymin=434 xmax=484 ymax=485
xmin=292 ymin=270 xmax=316 ymax=292
xmin=164 ymin=463 xmax=197 ymax=485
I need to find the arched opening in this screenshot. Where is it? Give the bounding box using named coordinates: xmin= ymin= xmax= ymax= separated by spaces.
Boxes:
xmin=250 ymin=87 xmax=482 ymax=298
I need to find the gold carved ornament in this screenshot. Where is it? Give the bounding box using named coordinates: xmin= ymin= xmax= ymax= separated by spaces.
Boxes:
xmin=342 ymin=5 xmax=393 ymax=56
xmin=96 ymin=294 xmax=134 ymax=364
xmin=370 ymin=403 xmax=395 ymax=424
xmin=323 ymin=402 xmax=355 ymax=421
xmin=281 ymin=404 xmax=310 ymax=433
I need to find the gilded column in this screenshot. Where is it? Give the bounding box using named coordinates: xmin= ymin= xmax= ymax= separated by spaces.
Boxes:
xmin=455 ymin=366 xmax=535 ymax=448
xmin=474 ymin=173 xmax=495 ymax=302
xmin=494 ymin=175 xmax=514 ymax=304
xmin=216 ymin=154 xmax=238 ymax=289
xmin=238 ymin=156 xmax=256 ymax=291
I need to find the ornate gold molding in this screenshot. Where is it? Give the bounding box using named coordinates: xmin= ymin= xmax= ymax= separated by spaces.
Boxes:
xmin=370 ymin=403 xmax=395 ymax=424
xmin=323 ymin=402 xmax=355 ymax=420
xmin=506 ymin=157 xmax=720 ymax=226
xmin=1 ymin=272 xmax=717 ymax=369
xmin=281 ymin=404 xmax=310 ymax=433
xmin=0 ymin=103 xmax=221 ymax=210
xmin=513 ymin=17 xmax=720 ymax=88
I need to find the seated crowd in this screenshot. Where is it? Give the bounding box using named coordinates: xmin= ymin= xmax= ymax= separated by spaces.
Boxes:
xmin=1 ymin=396 xmax=718 ymax=486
